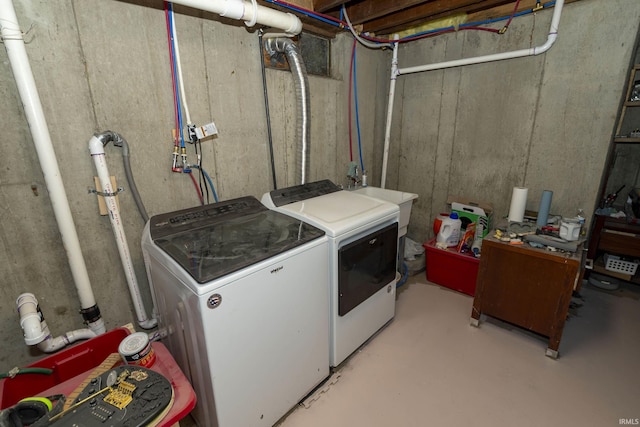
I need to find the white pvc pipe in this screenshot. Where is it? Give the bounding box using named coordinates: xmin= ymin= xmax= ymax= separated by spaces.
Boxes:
xmin=1 ymin=0 xmax=105 ymax=336
xmin=380 ymin=36 xmax=400 ymax=189
xmin=36 ymin=326 xmax=97 ymax=353
xmin=17 ymin=293 xmax=97 ymax=352
xmin=380 ymin=1 xmax=565 ymax=185
xmin=397 ymin=0 xmax=564 ymax=75
xmin=170 ymin=0 xmax=302 ymax=35
xmin=89 ymin=136 xmax=156 ymax=330
xmin=16 ymin=293 xmax=46 ymax=346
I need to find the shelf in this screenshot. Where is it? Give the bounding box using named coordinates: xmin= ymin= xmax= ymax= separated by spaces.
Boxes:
xmin=614 ymin=137 xmax=640 ymax=143
xmin=591 ymin=256 xmax=640 ymax=284
xmin=623 ymin=101 xmax=640 ymax=107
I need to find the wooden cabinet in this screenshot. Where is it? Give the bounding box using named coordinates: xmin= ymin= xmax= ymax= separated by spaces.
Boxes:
xmin=471 ymin=235 xmax=583 ymax=359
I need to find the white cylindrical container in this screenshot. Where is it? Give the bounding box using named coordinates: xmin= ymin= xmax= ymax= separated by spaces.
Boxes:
xmin=508 ymin=187 xmax=528 ymax=222
xmin=436 ymin=212 xmax=462 ymax=247
xmin=119 ymin=332 xmax=156 ymax=368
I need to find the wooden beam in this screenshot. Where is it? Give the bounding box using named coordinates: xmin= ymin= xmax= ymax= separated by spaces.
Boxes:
xmin=280 ymin=0 xmax=315 ymax=9
xmin=363 ymin=0 xmax=512 ymax=34
xmin=347 ymin=0 xmax=438 ymax=24
xmin=313 ymin=0 xmax=348 ymax=13
xmin=467 ymin=0 xmax=582 ymax=22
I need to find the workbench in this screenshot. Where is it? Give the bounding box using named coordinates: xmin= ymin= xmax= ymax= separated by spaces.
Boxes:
xmin=470 ymin=233 xmax=583 ymax=358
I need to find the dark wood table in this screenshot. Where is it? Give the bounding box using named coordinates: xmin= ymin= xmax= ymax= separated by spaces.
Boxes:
xmin=470 ymin=233 xmax=583 ymax=358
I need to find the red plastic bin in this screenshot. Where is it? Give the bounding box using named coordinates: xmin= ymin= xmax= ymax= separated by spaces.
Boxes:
xmin=0 ymin=327 xmax=196 ymax=426
xmin=0 ymin=327 xmax=131 ymax=409
xmin=423 ymin=238 xmax=480 ymax=296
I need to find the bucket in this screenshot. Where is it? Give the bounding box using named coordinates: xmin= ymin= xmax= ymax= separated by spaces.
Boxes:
xmin=436 ymin=213 xmax=462 ymax=247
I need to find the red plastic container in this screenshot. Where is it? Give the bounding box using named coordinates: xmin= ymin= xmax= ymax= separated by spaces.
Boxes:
xmin=0 ymin=327 xmax=196 ymax=427
xmin=0 ymin=327 xmax=131 ymax=409
xmin=423 ymin=238 xmax=480 ymax=296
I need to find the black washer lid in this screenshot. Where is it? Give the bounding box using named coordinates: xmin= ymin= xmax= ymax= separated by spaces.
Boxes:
xmin=149 ymin=196 xmax=325 ymax=283
xmin=268 ymin=179 xmax=341 ymax=207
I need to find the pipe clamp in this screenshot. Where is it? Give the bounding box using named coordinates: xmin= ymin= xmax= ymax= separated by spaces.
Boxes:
xmin=88 ymin=187 xmax=124 ymax=197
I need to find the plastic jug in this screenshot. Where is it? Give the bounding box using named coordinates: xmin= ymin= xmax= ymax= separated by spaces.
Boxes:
xmin=559 ymin=220 xmax=581 ymax=241
xmin=436 ymin=212 xmax=462 ymax=247
xmin=432 ymin=213 xmax=450 ymax=235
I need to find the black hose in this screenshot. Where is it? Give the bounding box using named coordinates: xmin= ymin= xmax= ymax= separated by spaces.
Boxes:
xmin=93 ymin=131 xmax=149 ymax=223
xmin=119 ymin=135 xmax=149 ymax=223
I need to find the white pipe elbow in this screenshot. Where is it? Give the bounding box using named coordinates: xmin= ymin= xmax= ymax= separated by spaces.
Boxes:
xmin=88 ymin=135 xmax=105 ymax=155
xmin=16 ymin=293 xmax=46 ymax=345
xmin=36 ymin=328 xmax=97 ymax=353
xmin=534 ymin=33 xmax=558 ymax=55
xmin=138 ymin=318 xmax=158 ymax=330
xmin=20 ymin=312 xmax=45 ymax=345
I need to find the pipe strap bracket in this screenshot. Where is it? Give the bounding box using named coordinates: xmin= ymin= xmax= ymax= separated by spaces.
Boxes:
xmin=88 ymin=187 xmax=124 ymax=197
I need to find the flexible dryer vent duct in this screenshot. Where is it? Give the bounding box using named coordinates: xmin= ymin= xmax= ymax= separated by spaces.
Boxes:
xmin=265 ymin=37 xmax=310 ymax=185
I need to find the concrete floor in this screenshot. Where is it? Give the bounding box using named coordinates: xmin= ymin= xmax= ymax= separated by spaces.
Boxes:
xmin=181 ymin=275 xmax=640 ymax=427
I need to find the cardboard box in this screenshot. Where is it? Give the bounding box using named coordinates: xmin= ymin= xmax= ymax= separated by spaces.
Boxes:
xmin=423 ymin=238 xmax=479 ymax=296
xmin=447 ymin=196 xmax=493 ymax=239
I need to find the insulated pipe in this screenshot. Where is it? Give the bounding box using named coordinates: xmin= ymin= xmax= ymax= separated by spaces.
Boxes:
xmin=169 ymin=0 xmax=302 ymax=35
xmin=265 ymin=37 xmax=310 ymax=185
xmin=17 ymin=293 xmax=97 ymax=353
xmin=380 ymin=36 xmax=400 ymax=189
xmin=1 ymin=0 xmax=105 ymax=336
xmin=380 ymin=0 xmax=565 ymax=186
xmin=89 ymin=132 xmax=157 ymax=330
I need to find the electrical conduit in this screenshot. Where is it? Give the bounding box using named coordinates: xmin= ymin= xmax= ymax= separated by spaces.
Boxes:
xmin=89 ymin=131 xmax=156 ymax=330
xmin=265 ymin=37 xmax=310 ymax=185
xmin=380 ymin=0 xmax=565 ymax=187
xmin=1 ymin=0 xmax=105 ymax=336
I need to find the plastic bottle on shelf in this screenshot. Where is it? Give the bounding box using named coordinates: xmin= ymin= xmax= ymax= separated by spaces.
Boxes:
xmin=436 ymin=212 xmax=462 ymax=247
xmin=576 ymin=208 xmax=586 ymax=237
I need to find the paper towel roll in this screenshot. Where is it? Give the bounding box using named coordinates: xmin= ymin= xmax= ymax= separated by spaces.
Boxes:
xmin=508 ymin=187 xmax=528 ymax=222
xmin=536 ymin=190 xmax=553 ymax=227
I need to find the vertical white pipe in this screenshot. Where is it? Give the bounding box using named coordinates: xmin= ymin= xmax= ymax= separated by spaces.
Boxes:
xmin=381 ymin=1 xmax=565 ymax=184
xmin=89 ymin=136 xmax=156 ymax=329
xmin=1 ymin=0 xmax=105 ymax=334
xmin=380 ymin=37 xmax=400 ymax=189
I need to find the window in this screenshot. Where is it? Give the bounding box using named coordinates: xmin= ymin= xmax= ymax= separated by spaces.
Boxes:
xmin=264 ymin=32 xmax=331 ymax=78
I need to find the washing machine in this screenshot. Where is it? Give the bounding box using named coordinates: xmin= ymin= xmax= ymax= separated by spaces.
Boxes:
xmin=262 ymin=180 xmax=399 ymax=367
xmin=141 ymin=196 xmax=330 ymax=427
